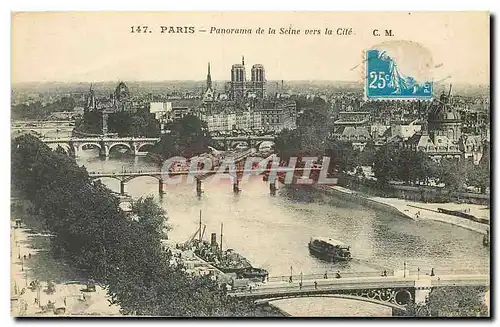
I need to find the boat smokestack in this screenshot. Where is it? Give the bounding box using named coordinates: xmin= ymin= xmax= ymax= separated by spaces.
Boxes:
xmin=211 ymin=233 xmax=217 ymax=246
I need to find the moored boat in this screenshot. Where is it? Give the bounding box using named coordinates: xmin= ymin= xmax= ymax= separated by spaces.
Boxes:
xmin=188 ymin=211 xmax=269 ymax=281
xmin=483 ymin=229 xmax=490 ymax=247
xmin=308 ymin=236 xmax=352 ymax=261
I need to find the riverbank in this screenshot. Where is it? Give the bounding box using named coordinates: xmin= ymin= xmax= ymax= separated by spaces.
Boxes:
xmin=10 ymin=218 xmax=121 ymax=317
xmin=318 ymin=185 xmax=489 ymax=235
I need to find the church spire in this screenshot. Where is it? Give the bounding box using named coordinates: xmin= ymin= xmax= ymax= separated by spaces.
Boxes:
xmin=206 ymin=62 xmax=212 ymax=90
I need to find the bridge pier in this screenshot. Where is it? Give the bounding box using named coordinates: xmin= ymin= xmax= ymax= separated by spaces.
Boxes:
xmin=233 ymin=178 xmax=240 ymax=194
xmin=270 ymin=179 xmax=277 ymax=196
xmin=196 ymin=178 xmax=203 ymax=196
xmin=99 ymin=145 xmax=110 ymax=158
xmin=120 ymin=181 xmax=126 ymax=195
xmin=414 ymin=278 xmax=432 ymax=304
xmin=159 ymin=179 xmax=164 ymax=197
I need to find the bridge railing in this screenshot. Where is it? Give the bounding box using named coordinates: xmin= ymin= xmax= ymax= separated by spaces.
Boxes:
xmin=267 ymin=270 xmax=396 ymax=283
xmin=266 ymin=268 xmax=489 ymax=283
xmin=407 ymin=268 xmax=490 ymax=277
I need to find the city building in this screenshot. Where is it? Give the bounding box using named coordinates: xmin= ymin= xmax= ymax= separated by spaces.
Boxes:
xmin=228 ymin=56 xmax=267 ymax=101
xmin=403 ymin=90 xmax=463 ymax=161
xmin=333 ymin=111 xmax=371 ymax=134
xmin=202 ymin=62 xmax=216 ymax=103
xmin=199 ymin=110 xmax=262 ymax=132
xmin=256 ymin=100 xmax=296 ymax=132
xmin=230 ymin=57 xmax=246 ymax=101
xmin=249 ymin=64 xmax=266 ymax=99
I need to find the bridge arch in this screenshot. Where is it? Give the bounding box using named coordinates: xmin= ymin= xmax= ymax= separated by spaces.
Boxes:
xmin=78 ymin=142 xmax=103 ymax=153
xmin=257 ymin=293 xmax=407 ymax=311
xmin=136 ymin=142 xmax=156 ymax=153
xmin=256 ymin=140 xmax=275 ymax=152
xmin=91 ymin=175 xmax=124 ymax=183
xmin=46 ymin=142 xmax=71 ymax=155
xmin=92 ymin=177 xmax=123 ymax=194
xmin=122 ymin=174 xmax=163 ymax=183
xmin=231 ymin=140 xmax=249 ymax=149
xmin=108 ymin=142 xmax=133 ymax=156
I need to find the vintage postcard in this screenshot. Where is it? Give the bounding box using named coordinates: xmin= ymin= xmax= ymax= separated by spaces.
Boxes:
xmin=10 ymin=12 xmax=490 ymax=317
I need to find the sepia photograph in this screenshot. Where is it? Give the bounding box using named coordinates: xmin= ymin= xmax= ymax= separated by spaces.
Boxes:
xmin=10 ymin=11 xmax=490 ymax=318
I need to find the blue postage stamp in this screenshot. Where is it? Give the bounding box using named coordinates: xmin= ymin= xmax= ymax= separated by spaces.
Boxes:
xmin=365 ymin=48 xmax=433 ymax=100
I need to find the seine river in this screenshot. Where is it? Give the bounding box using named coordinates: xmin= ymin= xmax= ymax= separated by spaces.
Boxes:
xmin=76 ymin=150 xmax=489 ymax=316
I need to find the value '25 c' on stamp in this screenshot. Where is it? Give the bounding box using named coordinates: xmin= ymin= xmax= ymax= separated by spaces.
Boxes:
xmin=365 ymin=41 xmax=433 ymax=101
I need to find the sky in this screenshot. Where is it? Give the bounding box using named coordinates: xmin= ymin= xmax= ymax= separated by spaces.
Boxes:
xmin=11 ymin=12 xmax=490 ymax=85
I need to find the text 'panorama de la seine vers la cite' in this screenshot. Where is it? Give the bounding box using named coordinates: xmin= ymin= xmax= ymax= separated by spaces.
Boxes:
xmin=129 ymin=25 xmax=358 ymax=36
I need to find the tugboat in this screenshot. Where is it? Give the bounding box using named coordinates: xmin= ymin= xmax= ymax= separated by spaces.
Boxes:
xmin=308 ymin=236 xmax=352 ymax=262
xmin=189 ymin=211 xmax=269 ymax=281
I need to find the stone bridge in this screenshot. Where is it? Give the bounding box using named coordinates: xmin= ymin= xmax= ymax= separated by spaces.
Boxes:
xmin=42 ymin=137 xmax=160 ymax=157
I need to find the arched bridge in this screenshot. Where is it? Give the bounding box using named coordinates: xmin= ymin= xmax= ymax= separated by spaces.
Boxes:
xmin=228 ymin=271 xmax=489 ymax=311
xmin=212 ymin=135 xmax=275 ymax=150
xmin=42 ymin=137 xmax=160 ymax=157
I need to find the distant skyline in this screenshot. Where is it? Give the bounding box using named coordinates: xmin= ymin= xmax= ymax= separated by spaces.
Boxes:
xmin=12 ymin=12 xmax=489 ymax=85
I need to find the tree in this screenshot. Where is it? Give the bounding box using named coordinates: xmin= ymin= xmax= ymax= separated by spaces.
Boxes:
xmin=152 ymin=115 xmax=211 ymax=160
xmin=405 ymin=287 xmax=489 ymax=317
xmin=358 ymin=141 xmax=377 ymax=166
xmin=325 ymin=140 xmax=358 ymax=174
xmin=467 ymin=147 xmax=490 ymax=193
xmin=274 ymin=106 xmax=333 ymax=164
xmin=373 ymin=145 xmax=398 ymax=186
xmin=436 ymin=158 xmax=467 ymax=193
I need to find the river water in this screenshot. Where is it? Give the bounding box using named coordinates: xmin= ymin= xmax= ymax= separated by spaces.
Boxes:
xmin=76 ymin=151 xmax=490 ymax=316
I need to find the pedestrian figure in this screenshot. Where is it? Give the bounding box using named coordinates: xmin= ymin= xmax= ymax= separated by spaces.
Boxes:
xmin=382 ymin=270 xmax=387 ymax=277
xmin=64 ymin=297 xmax=67 ymax=306
xmin=249 ymin=285 xmax=252 ymax=293
xmin=28 ymin=253 xmax=31 ymax=259
xmin=23 ymin=254 xmax=27 ymax=261
xmin=324 ymin=272 xmax=328 ymax=279
xmin=34 ymin=298 xmax=38 ymax=304
xmin=314 ymin=281 xmax=318 ymax=289
xmin=335 ymin=271 xmax=341 ymax=279
xmin=430 ymin=268 xmax=435 ymax=276
xmin=289 ymin=276 xmax=293 ymax=283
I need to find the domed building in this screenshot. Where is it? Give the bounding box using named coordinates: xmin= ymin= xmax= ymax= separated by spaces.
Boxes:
xmin=405 ymin=88 xmax=462 ymax=161
xmin=427 ymin=91 xmax=462 ymax=143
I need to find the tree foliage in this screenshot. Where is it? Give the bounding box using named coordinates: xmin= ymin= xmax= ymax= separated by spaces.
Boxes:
xmin=467 ymin=147 xmax=490 ymax=193
xmin=12 ymin=96 xmax=77 ymax=120
xmin=151 ymin=114 xmax=211 ymax=159
xmin=274 ymin=104 xmax=332 ymax=163
xmin=405 ymin=286 xmax=489 ymax=317
xmin=107 ymin=110 xmax=160 ymax=137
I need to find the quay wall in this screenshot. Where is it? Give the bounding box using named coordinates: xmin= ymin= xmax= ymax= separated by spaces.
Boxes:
xmin=315 ymin=184 xmax=412 ymax=220
xmin=315 ymin=185 xmax=489 ymax=235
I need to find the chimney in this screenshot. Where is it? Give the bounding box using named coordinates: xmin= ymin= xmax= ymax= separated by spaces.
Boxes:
xmin=211 ymin=233 xmax=217 ymax=246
